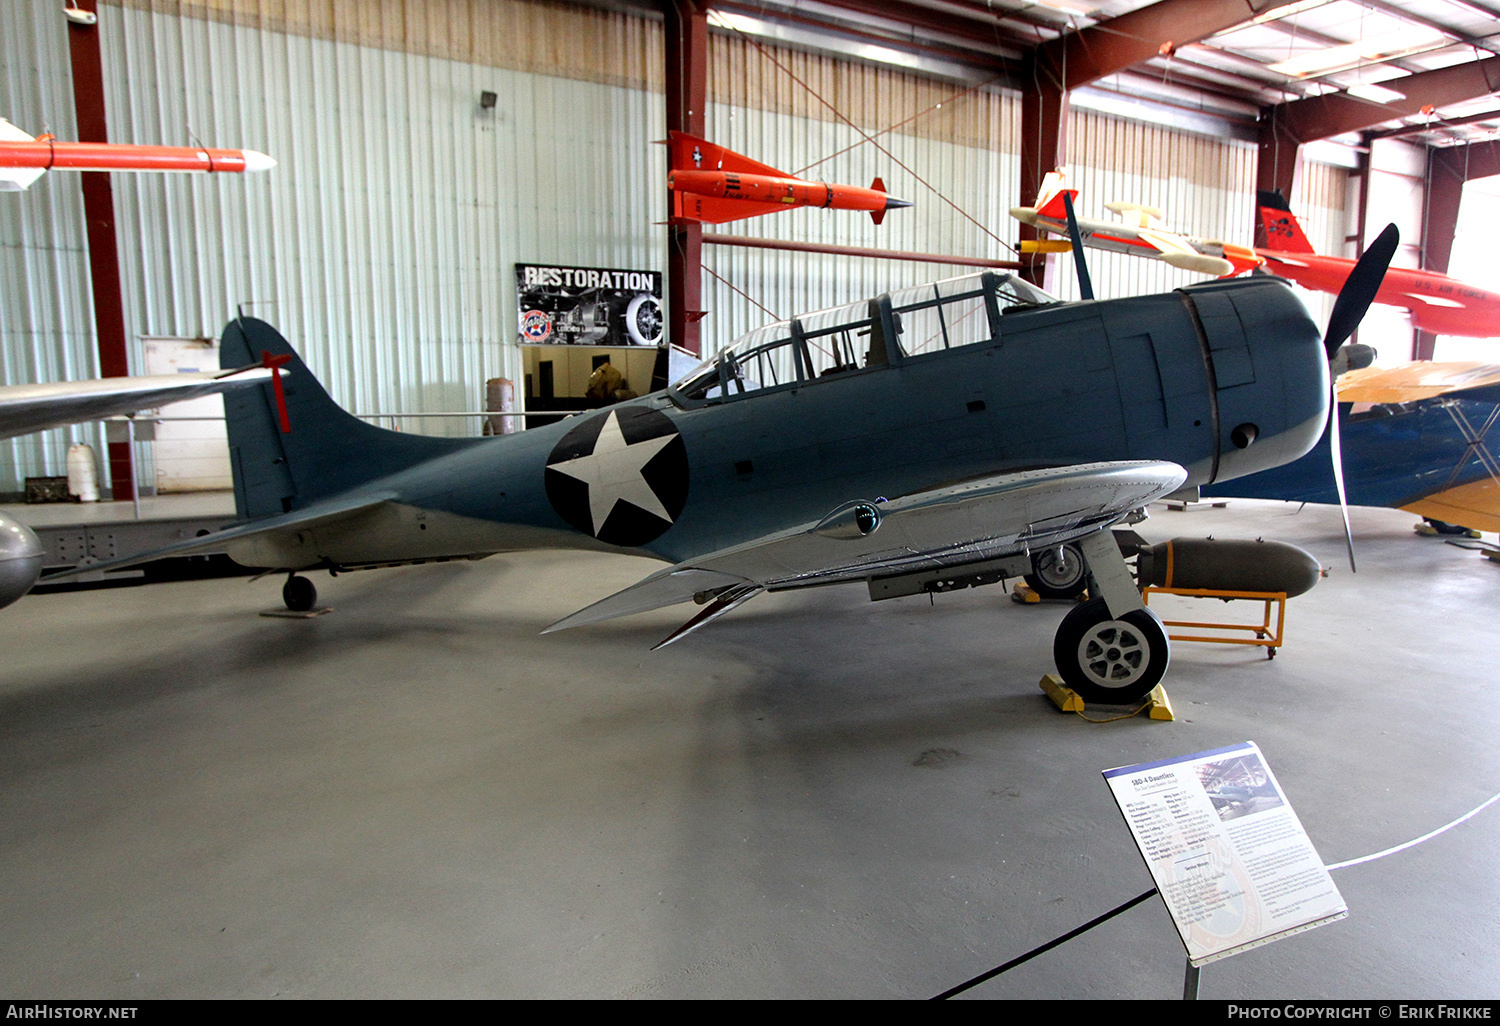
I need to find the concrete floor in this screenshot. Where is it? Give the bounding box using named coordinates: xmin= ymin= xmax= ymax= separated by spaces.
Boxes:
xmin=0 ymin=498 xmax=1497 ymax=999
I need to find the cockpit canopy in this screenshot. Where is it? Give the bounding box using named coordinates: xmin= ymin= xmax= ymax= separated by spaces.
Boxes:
xmin=670 ymin=271 xmax=1057 ymax=404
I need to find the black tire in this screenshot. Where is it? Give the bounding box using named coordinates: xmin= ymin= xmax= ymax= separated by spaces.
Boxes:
xmin=1053 ymin=598 xmax=1170 ymax=704
xmin=283 ymin=575 xmax=317 ymax=612
xmin=1024 ymin=543 xmax=1088 ymax=599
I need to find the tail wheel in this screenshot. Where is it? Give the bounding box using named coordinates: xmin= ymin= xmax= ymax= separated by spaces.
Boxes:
xmin=1025 ymin=542 xmax=1087 ymax=599
xmin=283 ymin=574 xmax=317 ymax=612
xmin=1053 ymin=598 xmax=1169 ymax=704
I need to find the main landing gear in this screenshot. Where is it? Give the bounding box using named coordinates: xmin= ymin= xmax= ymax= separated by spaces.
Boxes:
xmin=282 ymin=573 xmax=317 ymax=612
xmin=1048 ymin=530 xmax=1170 ymax=704
xmin=1025 ymin=542 xmax=1088 ymax=600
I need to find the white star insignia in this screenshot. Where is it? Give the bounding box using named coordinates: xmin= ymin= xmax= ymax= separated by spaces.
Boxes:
xmin=550 ymin=411 xmax=678 ymax=535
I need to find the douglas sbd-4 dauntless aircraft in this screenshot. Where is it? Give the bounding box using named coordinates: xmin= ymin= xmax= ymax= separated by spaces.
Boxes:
xmin=34 ymin=235 xmax=1396 ymax=703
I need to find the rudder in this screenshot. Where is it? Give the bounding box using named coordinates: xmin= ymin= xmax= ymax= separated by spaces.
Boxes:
xmin=1257 ymin=189 xmax=1316 ymax=254
xmin=219 ymin=316 xmax=478 ymax=518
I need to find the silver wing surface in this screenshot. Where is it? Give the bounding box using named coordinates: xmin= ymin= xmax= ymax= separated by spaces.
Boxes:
xmin=0 ymin=368 xmax=273 ymax=440
xmin=545 ymin=460 xmax=1186 ymax=642
xmin=38 ymin=492 xmax=397 ymax=582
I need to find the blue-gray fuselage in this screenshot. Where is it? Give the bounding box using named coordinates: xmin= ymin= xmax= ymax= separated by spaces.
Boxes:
xmin=222 ymin=272 xmax=1329 ymax=571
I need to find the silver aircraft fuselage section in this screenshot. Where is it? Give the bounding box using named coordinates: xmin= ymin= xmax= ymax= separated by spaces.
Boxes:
xmin=335 ymin=271 xmax=1328 ymax=569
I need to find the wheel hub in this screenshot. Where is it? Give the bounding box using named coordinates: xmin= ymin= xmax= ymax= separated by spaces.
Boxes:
xmin=1077 ymin=620 xmax=1147 ymax=689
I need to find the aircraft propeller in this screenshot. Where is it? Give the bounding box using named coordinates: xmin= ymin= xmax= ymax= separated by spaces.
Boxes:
xmin=1322 ymin=222 xmax=1399 ymax=573
xmin=1061 ymin=191 xmax=1095 ymax=301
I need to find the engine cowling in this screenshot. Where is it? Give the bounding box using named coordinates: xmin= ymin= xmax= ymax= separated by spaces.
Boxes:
xmin=0 ymin=510 xmax=45 ymax=609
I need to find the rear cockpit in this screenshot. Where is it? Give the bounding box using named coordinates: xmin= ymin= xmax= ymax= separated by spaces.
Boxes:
xmin=668 ymin=271 xmax=1057 ymax=406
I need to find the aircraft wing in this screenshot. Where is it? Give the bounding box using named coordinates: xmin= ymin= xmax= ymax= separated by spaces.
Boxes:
xmin=1338 ymin=362 xmax=1500 ymax=405
xmin=0 ymin=367 xmax=274 ymax=440
xmin=545 ymin=460 xmax=1186 ymax=644
xmin=1136 ymin=228 xmax=1235 ymax=276
xmin=1400 ymin=292 xmax=1467 ymax=308
xmin=38 ymin=492 xmax=396 ymax=582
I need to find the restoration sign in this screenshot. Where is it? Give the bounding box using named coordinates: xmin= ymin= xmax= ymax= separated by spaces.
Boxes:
xmin=1103 ymin=741 xmax=1347 ymax=966
xmin=516 ymin=264 xmax=663 ymax=348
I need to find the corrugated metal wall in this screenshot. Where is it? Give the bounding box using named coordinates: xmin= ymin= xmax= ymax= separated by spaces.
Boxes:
xmin=1 ymin=0 xmax=1349 ymax=495
xmin=0 ymin=1 xmax=102 ymax=494
xmin=701 ymin=30 xmax=1019 ymax=351
xmin=2 ymin=0 xmax=666 ymax=494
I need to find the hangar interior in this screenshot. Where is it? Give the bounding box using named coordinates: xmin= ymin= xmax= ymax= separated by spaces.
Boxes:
xmin=2 ymin=0 xmax=1499 ymax=1000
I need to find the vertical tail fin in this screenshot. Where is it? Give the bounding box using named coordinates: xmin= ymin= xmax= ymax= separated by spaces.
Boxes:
xmin=1257 ymin=189 xmax=1316 ymax=254
xmin=219 ymin=317 xmax=477 ymax=518
xmin=1033 ymin=170 xmax=1079 ymax=221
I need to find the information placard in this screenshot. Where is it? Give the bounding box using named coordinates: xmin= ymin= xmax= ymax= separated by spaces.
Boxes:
xmin=1103 ymin=741 xmax=1346 ymax=966
xmin=515 ymin=264 xmax=663 ymax=348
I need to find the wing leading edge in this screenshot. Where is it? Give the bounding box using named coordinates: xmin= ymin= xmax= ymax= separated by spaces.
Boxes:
xmin=545 ymin=460 xmax=1187 ymax=644
xmin=0 ymin=367 xmax=273 ymax=441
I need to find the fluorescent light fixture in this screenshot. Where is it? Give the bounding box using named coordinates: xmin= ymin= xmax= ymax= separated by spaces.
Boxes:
xmin=1346 ymin=82 xmax=1407 ymax=103
xmin=1251 ymin=0 xmax=1331 ymax=26
xmin=1025 ymin=0 xmax=1098 ymax=15
xmin=1268 ymin=29 xmax=1447 ymax=79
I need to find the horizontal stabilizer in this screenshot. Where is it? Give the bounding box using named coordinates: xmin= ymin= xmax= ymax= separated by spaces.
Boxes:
xmin=1104 ymin=200 xmax=1163 ymax=227
xmin=0 ymin=367 xmax=273 ymax=441
xmin=40 ymin=493 xmax=395 ymax=582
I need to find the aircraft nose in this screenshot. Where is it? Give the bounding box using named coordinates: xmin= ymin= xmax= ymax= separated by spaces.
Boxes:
xmin=884 ymin=196 xmax=913 ymax=211
xmin=1209 ymin=280 xmax=1329 ymax=482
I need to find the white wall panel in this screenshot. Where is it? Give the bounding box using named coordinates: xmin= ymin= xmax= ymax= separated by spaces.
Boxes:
xmin=2 ymin=0 xmax=665 ymax=493
xmin=0 ymin=0 xmax=106 ymax=495
xmin=699 ymin=32 xmax=1020 ymax=357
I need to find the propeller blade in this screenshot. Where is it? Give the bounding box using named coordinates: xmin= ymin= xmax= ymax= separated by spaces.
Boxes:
xmin=1061 ymin=191 xmax=1095 ymax=301
xmin=1324 ymin=223 xmax=1398 ymax=359
xmin=1328 ymin=384 xmax=1356 ymax=572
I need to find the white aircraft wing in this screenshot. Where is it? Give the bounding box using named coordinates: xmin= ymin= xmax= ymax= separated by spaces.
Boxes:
xmin=1400 ymin=292 xmax=1467 ymax=309
xmin=0 ymin=367 xmax=273 ymax=440
xmin=1136 ymin=228 xmax=1235 ymax=276
xmin=545 ymin=460 xmax=1186 ymax=645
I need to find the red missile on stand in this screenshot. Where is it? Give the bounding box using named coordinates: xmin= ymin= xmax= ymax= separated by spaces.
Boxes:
xmin=667 ymin=131 xmax=911 ymax=225
xmin=0 ymin=118 xmax=275 ymax=192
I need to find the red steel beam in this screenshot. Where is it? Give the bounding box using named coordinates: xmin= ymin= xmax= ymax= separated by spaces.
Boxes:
xmin=64 ymin=0 xmax=134 ymax=500
xmin=1261 ymin=56 xmax=1500 ymax=147
xmin=664 ymin=0 xmax=708 ymax=358
xmin=1018 ymin=76 xmax=1068 ymax=288
xmin=788 ymin=0 xmax=1032 ymax=55
xmin=1034 ymin=0 xmax=1303 ymax=92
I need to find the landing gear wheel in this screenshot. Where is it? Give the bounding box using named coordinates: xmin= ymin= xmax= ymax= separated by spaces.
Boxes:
xmin=1053 ymin=598 xmax=1170 ymax=704
xmin=1025 ymin=543 xmax=1088 ymax=599
xmin=283 ymin=574 xmax=317 ymax=612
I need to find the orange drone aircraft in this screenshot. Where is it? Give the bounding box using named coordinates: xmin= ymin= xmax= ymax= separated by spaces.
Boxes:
xmin=1256 ymin=192 xmax=1500 ymax=339
xmin=0 ymin=117 xmax=275 ymax=191
xmin=667 ymin=131 xmax=911 ymax=225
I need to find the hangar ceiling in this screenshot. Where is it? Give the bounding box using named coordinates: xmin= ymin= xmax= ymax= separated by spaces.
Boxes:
xmin=698 ymin=0 xmax=1500 ymax=148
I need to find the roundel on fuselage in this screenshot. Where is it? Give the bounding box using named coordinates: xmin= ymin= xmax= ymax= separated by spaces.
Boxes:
xmin=544 ymin=406 xmax=688 ymax=547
